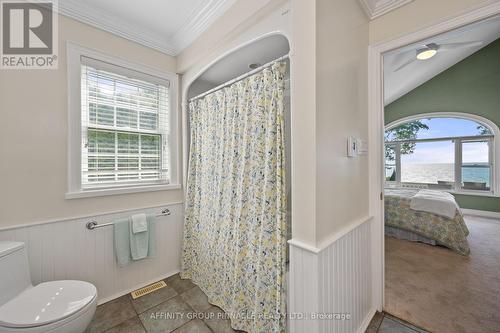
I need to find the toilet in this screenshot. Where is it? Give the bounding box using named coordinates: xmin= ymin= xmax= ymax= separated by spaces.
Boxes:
xmin=0 ymin=242 xmax=97 ymax=333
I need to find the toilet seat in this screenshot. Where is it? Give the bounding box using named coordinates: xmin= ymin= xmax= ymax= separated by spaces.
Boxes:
xmin=0 ymin=281 xmax=96 ymax=329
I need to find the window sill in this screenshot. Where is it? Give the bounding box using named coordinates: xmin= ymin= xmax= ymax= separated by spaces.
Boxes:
xmin=65 ymin=183 xmax=181 ymax=199
xmin=448 ymin=190 xmax=499 ymax=198
xmin=385 ymin=184 xmax=499 ymax=198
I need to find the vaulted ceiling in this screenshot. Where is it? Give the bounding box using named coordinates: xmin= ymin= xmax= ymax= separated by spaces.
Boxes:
xmin=384 ymin=14 xmax=500 ymax=105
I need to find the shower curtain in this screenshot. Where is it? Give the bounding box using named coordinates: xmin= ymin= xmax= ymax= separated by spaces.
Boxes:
xmin=181 ymin=62 xmax=287 ymax=333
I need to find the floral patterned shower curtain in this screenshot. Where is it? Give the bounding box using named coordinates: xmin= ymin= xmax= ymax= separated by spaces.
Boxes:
xmin=181 ymin=62 xmax=287 ymax=333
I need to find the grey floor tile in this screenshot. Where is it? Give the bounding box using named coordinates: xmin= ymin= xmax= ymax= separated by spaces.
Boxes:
xmin=365 ymin=311 xmax=384 ymax=333
xmin=180 ymin=286 xmax=212 ymax=312
xmin=139 ymin=296 xmax=194 ymax=333
xmin=203 ymin=306 xmax=241 ymax=333
xmin=384 ymin=315 xmax=429 ymax=333
xmin=104 ymin=317 xmax=146 ymax=333
xmin=131 ymin=285 xmax=178 ymax=314
xmin=86 ymin=295 xmax=137 ymax=333
xmin=166 ymin=274 xmax=196 ymax=294
xmin=378 ymin=317 xmax=419 ymax=333
xmin=172 ymin=319 xmax=212 ymax=333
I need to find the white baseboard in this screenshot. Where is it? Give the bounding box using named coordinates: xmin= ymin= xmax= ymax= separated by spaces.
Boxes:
xmin=461 ymin=209 xmax=500 ymax=220
xmin=357 ymin=308 xmax=376 ymax=333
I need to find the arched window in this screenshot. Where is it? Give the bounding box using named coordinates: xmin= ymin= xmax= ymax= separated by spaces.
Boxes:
xmin=385 ymin=113 xmax=499 ymax=194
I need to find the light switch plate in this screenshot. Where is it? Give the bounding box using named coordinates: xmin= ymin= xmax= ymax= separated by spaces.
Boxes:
xmin=347 ymin=137 xmax=357 ymax=157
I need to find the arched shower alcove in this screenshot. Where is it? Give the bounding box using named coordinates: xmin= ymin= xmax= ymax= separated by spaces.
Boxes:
xmin=183 ymin=34 xmax=292 ymax=325
xmin=185 ymin=33 xmax=292 ymax=242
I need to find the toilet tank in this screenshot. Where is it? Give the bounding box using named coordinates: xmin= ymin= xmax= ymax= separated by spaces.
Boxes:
xmin=0 ymin=242 xmax=32 ymax=306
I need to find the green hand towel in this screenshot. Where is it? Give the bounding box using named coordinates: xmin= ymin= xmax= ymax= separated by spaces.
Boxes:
xmin=114 ymin=214 xmax=157 ymax=266
xmin=114 ymin=217 xmax=132 ymax=267
xmin=130 ymin=214 xmax=148 ymax=260
xmin=146 ymin=214 xmax=157 ymax=257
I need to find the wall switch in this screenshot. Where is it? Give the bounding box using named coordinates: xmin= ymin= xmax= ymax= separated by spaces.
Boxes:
xmin=347 ymin=137 xmax=357 ymax=157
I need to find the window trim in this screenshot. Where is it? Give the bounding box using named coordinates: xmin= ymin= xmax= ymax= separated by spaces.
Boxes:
xmin=385 ymin=112 xmax=500 ymax=196
xmin=66 ymin=42 xmax=180 ymax=199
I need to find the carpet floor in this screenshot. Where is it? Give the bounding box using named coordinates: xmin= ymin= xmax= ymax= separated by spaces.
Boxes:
xmin=385 ymin=215 xmax=500 ymax=333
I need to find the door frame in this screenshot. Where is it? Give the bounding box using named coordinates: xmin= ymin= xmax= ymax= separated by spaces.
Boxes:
xmin=368 ymin=1 xmax=500 ymax=311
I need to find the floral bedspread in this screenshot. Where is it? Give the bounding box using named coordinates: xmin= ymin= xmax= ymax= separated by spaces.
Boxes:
xmin=385 ymin=188 xmax=470 ymax=256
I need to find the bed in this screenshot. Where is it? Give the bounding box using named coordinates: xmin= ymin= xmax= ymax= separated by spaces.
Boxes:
xmin=384 ymin=188 xmax=470 ymax=256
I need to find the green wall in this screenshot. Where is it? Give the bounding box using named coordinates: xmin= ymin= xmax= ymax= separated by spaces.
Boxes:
xmin=385 ymin=38 xmax=500 ymax=212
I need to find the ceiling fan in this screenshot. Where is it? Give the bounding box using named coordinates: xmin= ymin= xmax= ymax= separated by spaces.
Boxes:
xmin=393 ymin=41 xmax=485 ymax=72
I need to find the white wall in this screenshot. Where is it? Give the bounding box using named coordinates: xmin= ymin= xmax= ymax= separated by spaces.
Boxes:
xmin=288 ymin=1 xmax=373 ymax=332
xmin=315 ymin=0 xmax=369 ymax=246
xmin=0 ymin=15 xmax=183 ymax=229
xmin=289 ymin=0 xmax=317 ymax=245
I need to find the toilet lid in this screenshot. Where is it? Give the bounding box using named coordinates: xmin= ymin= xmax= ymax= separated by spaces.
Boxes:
xmin=0 ymin=281 xmax=96 ymax=328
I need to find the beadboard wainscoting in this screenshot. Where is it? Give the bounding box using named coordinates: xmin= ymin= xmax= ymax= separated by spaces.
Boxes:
xmin=288 ymin=217 xmax=373 ymax=333
xmin=0 ymin=203 xmax=183 ymax=305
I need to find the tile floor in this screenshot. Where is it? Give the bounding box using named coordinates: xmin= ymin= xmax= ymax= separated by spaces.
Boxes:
xmin=366 ymin=312 xmax=429 ymax=333
xmin=87 ymin=274 xmax=431 ymax=333
xmin=85 ymin=274 xmax=244 ymax=333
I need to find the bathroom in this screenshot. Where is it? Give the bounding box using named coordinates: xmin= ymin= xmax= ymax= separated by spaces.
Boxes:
xmin=0 ymin=0 xmax=402 ymax=331
xmin=0 ymin=1 xmax=292 ymax=332
xmin=4 ymin=0 xmax=499 ymax=332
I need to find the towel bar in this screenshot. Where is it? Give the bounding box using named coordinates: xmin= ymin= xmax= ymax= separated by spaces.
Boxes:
xmin=86 ymin=208 xmax=171 ymax=230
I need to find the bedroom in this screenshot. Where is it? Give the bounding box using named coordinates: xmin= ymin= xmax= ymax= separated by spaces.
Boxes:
xmin=381 ymin=13 xmax=500 ymax=333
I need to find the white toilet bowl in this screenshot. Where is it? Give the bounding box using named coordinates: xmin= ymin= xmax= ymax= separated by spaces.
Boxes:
xmin=0 ymin=242 xmax=97 ymax=333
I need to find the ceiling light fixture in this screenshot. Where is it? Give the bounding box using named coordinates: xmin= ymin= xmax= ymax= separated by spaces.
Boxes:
xmin=416 ymin=44 xmax=438 ymax=60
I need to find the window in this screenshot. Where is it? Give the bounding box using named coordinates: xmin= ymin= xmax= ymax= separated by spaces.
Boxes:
xmin=461 ymin=140 xmax=491 ymax=191
xmin=385 ymin=115 xmax=498 ymax=195
xmin=67 ymin=43 xmax=179 ymax=198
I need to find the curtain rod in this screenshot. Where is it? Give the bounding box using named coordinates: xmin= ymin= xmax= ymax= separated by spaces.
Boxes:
xmin=188 ymin=54 xmax=289 ymax=102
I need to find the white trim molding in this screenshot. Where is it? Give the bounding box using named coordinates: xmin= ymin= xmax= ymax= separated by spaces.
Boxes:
xmin=357 ymin=309 xmax=377 ymax=333
xmin=65 ymin=184 xmax=182 ymax=200
xmin=386 ymin=112 xmax=500 ymax=133
xmin=287 ymin=216 xmax=373 ymax=253
xmin=358 ymin=0 xmax=414 ymax=20
xmin=170 ymin=0 xmax=239 ymax=52
xmin=385 ymin=112 xmax=500 ymax=196
xmin=66 ymin=42 xmax=181 ymax=199
xmin=58 ymin=0 xmax=237 ymax=56
xmin=0 ymin=201 xmax=184 ymax=233
xmin=461 ymin=209 xmax=500 ymax=220
xmin=368 ymin=0 xmax=500 ymax=314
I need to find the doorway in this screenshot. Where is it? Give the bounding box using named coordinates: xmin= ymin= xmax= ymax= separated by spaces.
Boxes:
xmin=369 ymin=3 xmax=500 ymax=333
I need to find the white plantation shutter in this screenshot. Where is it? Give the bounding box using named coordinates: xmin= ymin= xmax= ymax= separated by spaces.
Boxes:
xmin=80 ymin=57 xmax=170 ymax=189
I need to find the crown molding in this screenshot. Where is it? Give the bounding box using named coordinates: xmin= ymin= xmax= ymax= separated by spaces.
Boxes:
xmin=170 ymin=0 xmax=238 ymax=52
xmin=58 ymin=0 xmax=237 ymax=56
xmin=359 ymin=0 xmax=414 ymax=20
xmin=58 ymin=0 xmax=176 ymax=55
